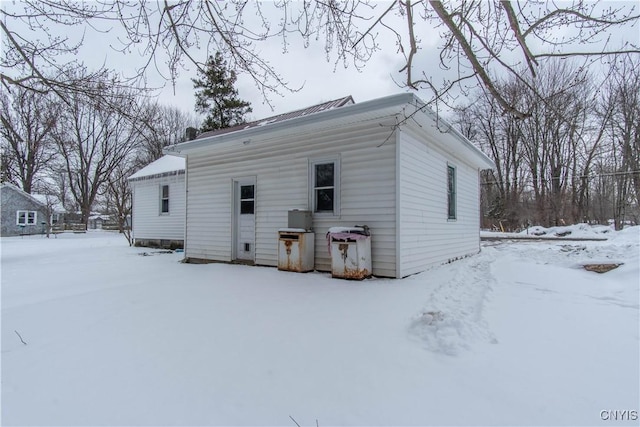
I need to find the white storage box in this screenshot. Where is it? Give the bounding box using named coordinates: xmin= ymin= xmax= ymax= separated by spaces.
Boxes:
xmin=278 ymin=229 xmax=315 ymax=272
xmin=327 ymin=226 xmax=371 ymax=280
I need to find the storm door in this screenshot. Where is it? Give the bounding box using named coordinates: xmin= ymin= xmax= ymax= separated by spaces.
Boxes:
xmin=233 ymin=178 xmax=256 ymax=262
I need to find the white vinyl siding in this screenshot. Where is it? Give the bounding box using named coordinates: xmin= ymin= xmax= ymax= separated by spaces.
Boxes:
xmin=131 ymin=175 xmax=185 ymax=241
xmin=186 ymin=121 xmax=398 ymax=277
xmin=398 ymin=126 xmax=481 ymax=277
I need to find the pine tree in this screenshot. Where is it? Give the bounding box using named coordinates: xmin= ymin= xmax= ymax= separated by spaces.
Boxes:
xmin=192 ymin=52 xmax=252 ymax=132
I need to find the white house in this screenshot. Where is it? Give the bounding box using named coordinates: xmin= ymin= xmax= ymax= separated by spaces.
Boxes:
xmin=165 ymin=93 xmax=495 ymax=278
xmin=128 ymin=155 xmax=186 ymax=248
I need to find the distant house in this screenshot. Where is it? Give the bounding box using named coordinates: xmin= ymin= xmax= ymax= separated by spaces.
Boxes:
xmin=164 ymin=93 xmax=495 ymax=278
xmin=128 ymin=155 xmax=186 ymax=248
xmin=1 ymin=183 xmax=49 ymax=236
xmin=88 ymin=214 xmax=112 ymax=230
xmin=31 ymin=193 xmax=66 ymax=227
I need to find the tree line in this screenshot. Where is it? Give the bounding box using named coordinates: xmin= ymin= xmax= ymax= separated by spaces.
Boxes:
xmin=1 ymin=1 xmax=638 ymax=235
xmin=0 ymin=72 xmax=198 ymax=238
xmin=456 ymin=56 xmax=639 ymax=231
xmin=0 ymin=53 xmax=250 ymax=241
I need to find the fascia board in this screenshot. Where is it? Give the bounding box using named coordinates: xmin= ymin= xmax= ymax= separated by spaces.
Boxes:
xmin=407 ymin=100 xmax=496 ymax=170
xmin=164 ymin=93 xmax=415 ymax=155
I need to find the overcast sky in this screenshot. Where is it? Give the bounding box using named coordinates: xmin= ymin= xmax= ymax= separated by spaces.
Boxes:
xmin=4 ymin=1 xmax=638 ymax=121
xmin=2 ymin=1 xmax=446 ymax=120
xmin=142 ymin=4 xmax=420 ymax=120
xmin=161 ymin=30 xmax=410 ymax=120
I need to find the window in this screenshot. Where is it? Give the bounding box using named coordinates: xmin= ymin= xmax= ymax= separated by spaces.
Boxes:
xmin=240 ymin=185 xmax=255 ymax=214
xmin=310 ymin=158 xmax=340 ymax=215
xmin=447 ymin=165 xmax=456 ymax=220
xmin=160 ymin=185 xmax=169 ymax=214
xmin=16 ymin=210 xmax=37 ymax=225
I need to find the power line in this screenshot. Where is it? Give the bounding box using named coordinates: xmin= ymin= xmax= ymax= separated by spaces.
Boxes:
xmin=481 ymin=169 xmax=640 ymax=186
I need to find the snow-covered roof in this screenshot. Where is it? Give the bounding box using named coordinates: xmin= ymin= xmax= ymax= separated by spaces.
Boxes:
xmin=129 ymin=155 xmax=185 ymax=181
xmin=195 ymin=96 xmax=355 ymax=140
xmin=165 ymin=93 xmax=495 ymax=170
xmin=88 ymin=214 xmax=111 ymax=221
xmin=1 ymin=182 xmax=48 ymax=208
xmin=31 ymin=193 xmax=66 ymax=213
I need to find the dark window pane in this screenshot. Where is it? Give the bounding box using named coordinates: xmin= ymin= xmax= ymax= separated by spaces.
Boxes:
xmin=315 ymin=188 xmax=334 ymax=212
xmin=448 ymin=168 xmax=455 ymax=192
xmin=162 ymin=185 xmax=169 ymax=198
xmin=447 ymin=166 xmax=456 ymax=219
xmin=315 ymin=163 xmax=334 ymax=188
xmin=241 ymin=200 xmax=254 ymax=214
xmin=162 ymin=199 xmax=169 ymax=213
xmin=241 ymin=185 xmax=254 ymax=199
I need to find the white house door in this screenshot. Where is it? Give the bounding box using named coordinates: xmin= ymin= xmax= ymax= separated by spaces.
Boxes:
xmin=233 ymin=178 xmax=256 ymax=262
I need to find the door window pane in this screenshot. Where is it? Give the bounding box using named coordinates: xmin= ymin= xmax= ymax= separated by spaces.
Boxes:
xmin=240 ymin=185 xmax=255 ymax=214
xmin=241 ymin=185 xmax=254 ymax=199
xmin=241 ymin=200 xmax=254 ymax=214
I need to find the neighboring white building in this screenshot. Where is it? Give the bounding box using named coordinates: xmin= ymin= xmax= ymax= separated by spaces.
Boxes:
xmin=128 ymin=155 xmax=186 ymax=248
xmin=165 ymin=93 xmax=495 ymax=278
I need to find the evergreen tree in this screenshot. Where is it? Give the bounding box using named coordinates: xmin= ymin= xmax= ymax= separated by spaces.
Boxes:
xmin=192 ymin=52 xmax=252 ymax=132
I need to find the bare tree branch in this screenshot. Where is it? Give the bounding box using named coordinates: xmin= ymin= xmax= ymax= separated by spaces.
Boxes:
xmin=429 ymin=1 xmax=530 ymax=118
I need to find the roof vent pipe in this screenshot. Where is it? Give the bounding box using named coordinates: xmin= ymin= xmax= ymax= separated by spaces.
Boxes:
xmin=185 ymin=127 xmax=198 ymax=141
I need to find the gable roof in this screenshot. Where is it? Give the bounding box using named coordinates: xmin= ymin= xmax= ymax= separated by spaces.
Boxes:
xmin=165 ymin=93 xmax=495 ymax=170
xmin=195 ymin=95 xmax=355 ymax=140
xmin=0 ymin=182 xmax=47 ymax=209
xmin=129 ymin=155 xmax=186 ymax=181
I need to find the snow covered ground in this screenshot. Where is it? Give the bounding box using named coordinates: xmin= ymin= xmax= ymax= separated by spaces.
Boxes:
xmin=1 ymin=226 xmax=638 ymax=426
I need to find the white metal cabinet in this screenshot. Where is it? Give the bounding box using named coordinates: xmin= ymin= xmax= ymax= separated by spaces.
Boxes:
xmin=327 ymin=226 xmax=371 ymax=280
xmin=278 ymin=229 xmax=315 ymax=272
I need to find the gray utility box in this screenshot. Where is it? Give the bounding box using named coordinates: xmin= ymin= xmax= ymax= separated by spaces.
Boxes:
xmin=288 ymin=210 xmax=312 ymax=230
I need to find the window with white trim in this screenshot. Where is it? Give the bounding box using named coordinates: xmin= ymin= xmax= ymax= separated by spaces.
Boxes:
xmin=160 ymin=185 xmax=169 ymax=214
xmin=17 ymin=210 xmax=37 ymax=225
xmin=447 ymin=164 xmax=457 ymax=220
xmin=310 ymin=157 xmax=340 ymax=215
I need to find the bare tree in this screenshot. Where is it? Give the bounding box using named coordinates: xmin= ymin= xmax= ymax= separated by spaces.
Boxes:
xmin=1 ymin=1 xmax=134 ymax=104
xmin=600 ymin=55 xmax=640 ymax=229
xmin=456 ymin=83 xmax=530 ymax=229
xmin=517 ymin=60 xmax=592 ymax=225
xmin=0 ymin=87 xmax=57 ymax=193
xmin=104 ymin=160 xmax=136 ymax=245
xmin=456 ymin=59 xmax=628 ymax=228
xmin=51 ymin=77 xmax=141 ymax=225
xmin=136 ymin=102 xmax=198 ymax=165
xmin=2 ymin=1 xmax=638 ymax=115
